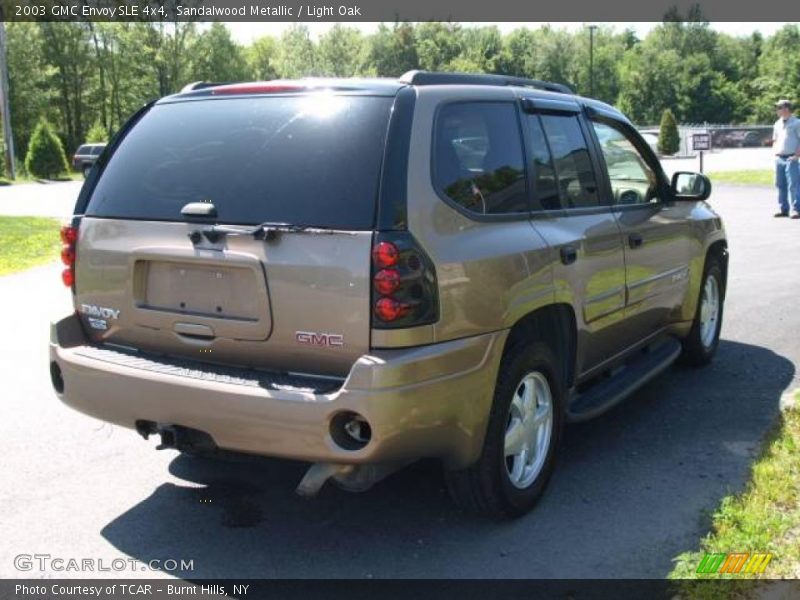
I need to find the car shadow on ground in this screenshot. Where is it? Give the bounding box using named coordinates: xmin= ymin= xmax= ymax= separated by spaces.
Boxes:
xmin=100 ymin=339 xmax=794 ymax=579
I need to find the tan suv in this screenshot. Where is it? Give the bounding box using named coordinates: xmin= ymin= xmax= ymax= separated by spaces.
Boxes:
xmin=49 ymin=71 xmax=727 ymax=517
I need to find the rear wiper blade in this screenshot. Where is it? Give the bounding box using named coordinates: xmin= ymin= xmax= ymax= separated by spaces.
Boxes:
xmin=189 ymin=222 xmax=336 ymax=244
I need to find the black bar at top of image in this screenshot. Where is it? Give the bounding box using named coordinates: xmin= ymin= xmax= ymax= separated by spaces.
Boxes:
xmin=1 ymin=0 xmax=800 ymax=22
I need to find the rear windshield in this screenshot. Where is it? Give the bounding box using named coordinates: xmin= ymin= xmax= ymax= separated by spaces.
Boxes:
xmin=85 ymin=94 xmax=394 ymax=229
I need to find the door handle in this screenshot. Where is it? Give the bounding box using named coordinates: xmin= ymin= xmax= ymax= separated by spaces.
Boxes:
xmin=560 ymin=245 xmax=578 ymax=265
xmin=628 ymin=233 xmax=644 ymax=249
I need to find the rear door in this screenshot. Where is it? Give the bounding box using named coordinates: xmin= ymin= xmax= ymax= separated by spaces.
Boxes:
xmin=521 ymin=100 xmax=628 ymax=376
xmin=75 ymin=92 xmax=395 ymax=377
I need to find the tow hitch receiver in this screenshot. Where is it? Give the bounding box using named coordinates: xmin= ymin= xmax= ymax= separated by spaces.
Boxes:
xmin=135 ymin=420 xmax=217 ymax=454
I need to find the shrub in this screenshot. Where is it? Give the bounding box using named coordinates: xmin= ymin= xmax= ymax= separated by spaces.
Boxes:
xmin=658 ymin=108 xmax=680 ymax=156
xmin=86 ymin=120 xmax=108 ymax=143
xmin=24 ymin=118 xmax=68 ymax=180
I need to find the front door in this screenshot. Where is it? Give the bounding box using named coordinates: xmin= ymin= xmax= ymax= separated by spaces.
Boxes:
xmin=588 ymin=116 xmax=694 ymax=346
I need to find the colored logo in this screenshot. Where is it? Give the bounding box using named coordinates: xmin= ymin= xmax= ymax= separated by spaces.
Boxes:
xmin=696 ymin=552 xmax=773 ymax=575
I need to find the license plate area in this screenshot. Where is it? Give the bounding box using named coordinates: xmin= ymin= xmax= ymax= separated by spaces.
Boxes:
xmin=143 ymin=262 xmax=259 ymax=320
xmin=130 ymin=255 xmax=272 ymax=342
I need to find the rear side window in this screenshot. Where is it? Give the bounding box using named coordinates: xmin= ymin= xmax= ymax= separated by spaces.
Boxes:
xmin=525 ymin=115 xmax=561 ymax=211
xmin=90 ymin=146 xmax=104 ymax=156
xmin=76 ymin=145 xmax=90 ymax=155
xmin=85 ymin=95 xmax=394 ymax=229
xmin=433 ymin=102 xmax=528 ymax=215
xmin=539 ymin=114 xmax=600 ymax=209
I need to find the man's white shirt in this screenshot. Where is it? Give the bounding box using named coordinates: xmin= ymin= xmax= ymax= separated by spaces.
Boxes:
xmin=773 ymin=115 xmax=800 ymax=156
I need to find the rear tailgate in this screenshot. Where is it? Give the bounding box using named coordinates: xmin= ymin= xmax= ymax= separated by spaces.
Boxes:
xmin=75 ymin=92 xmax=395 ymax=377
xmin=74 ymin=219 xmax=372 ymax=376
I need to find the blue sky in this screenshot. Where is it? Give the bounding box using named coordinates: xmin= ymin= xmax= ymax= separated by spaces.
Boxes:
xmin=224 ymin=22 xmax=790 ymax=43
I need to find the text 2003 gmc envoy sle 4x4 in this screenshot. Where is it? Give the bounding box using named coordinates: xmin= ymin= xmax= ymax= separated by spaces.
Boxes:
xmin=50 ymin=71 xmax=727 ymax=518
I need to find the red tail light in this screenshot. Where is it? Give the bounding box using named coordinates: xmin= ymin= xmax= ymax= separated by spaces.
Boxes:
xmin=60 ymin=225 xmax=78 ymax=245
xmin=371 ymin=233 xmax=438 ymax=328
xmin=61 ymin=268 xmax=74 ymax=287
xmin=373 ymin=268 xmax=401 ymax=296
xmin=60 ymin=246 xmax=75 ymax=266
xmin=375 ymin=297 xmax=409 ymax=322
xmin=372 ymin=242 xmax=399 ymax=268
xmin=60 ymin=224 xmax=78 ymax=288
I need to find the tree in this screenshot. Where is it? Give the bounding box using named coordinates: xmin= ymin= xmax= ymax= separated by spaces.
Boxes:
xmin=658 ymin=109 xmax=680 ymax=155
xmin=275 ymin=25 xmax=316 ymax=77
xmin=318 ymin=25 xmax=365 ymax=76
xmin=142 ymin=22 xmax=197 ymax=97
xmin=415 ymin=22 xmax=462 ymax=71
xmin=364 ymin=22 xmax=418 ymax=76
xmin=247 ymin=35 xmax=280 ymax=80
xmin=457 ymin=26 xmax=502 ymax=73
xmin=8 ymin=19 xmax=800 ymax=151
xmin=6 ymin=23 xmax=51 ymax=160
xmin=752 ymin=24 xmax=800 ymax=122
xmin=189 ymin=23 xmax=249 ymax=83
xmin=86 ymin=120 xmax=107 ymax=143
xmin=25 ymin=118 xmax=69 ymax=179
xmin=497 ymin=28 xmax=538 ymax=77
xmin=38 ymin=23 xmax=93 ymax=155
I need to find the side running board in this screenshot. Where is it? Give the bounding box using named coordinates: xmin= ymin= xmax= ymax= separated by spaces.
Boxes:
xmin=566 ymin=338 xmax=682 ymax=422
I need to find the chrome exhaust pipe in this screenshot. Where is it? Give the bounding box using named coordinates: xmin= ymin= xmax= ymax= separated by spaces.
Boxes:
xmin=296 ymin=463 xmax=355 ymax=497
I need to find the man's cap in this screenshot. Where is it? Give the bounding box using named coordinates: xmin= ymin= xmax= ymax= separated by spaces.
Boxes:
xmin=775 ymin=99 xmax=793 ymax=109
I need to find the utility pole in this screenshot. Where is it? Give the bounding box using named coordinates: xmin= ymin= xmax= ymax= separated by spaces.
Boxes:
xmin=588 ymin=24 xmax=598 ymax=98
xmin=0 ymin=21 xmax=16 ymax=179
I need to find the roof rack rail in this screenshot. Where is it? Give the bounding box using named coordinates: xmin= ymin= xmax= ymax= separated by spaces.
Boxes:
xmin=399 ymin=70 xmax=573 ymax=95
xmin=179 ymin=81 xmax=229 ymax=93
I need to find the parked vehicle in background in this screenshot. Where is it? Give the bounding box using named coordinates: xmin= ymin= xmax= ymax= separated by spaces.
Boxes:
xmin=72 ymin=143 xmax=106 ymax=178
xmin=711 ymin=128 xmax=773 ymax=149
xmin=50 ymin=71 xmax=727 ymax=518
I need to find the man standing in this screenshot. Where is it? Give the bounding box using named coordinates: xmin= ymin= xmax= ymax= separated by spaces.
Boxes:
xmin=773 ymin=99 xmax=800 ymax=219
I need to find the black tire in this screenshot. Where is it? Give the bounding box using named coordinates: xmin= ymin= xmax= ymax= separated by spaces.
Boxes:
xmin=444 ymin=341 xmax=564 ymax=518
xmin=679 ymin=256 xmax=724 ymax=366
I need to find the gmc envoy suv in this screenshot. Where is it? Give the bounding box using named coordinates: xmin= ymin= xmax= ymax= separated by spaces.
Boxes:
xmin=49 ymin=71 xmax=727 ymax=517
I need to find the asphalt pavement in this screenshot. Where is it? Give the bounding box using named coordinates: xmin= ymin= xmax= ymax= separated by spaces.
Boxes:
xmin=0 ymin=182 xmax=798 ymax=580
xmin=0 ymin=181 xmax=82 ymax=218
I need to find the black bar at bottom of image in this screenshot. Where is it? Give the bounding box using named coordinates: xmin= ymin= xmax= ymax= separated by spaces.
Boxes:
xmin=3 ymin=579 xmax=800 ymax=600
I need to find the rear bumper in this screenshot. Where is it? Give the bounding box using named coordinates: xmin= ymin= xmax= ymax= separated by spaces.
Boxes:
xmin=50 ymin=314 xmax=507 ymax=469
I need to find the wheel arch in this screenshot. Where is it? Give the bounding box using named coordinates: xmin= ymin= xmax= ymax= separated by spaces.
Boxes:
xmin=503 ymin=303 xmax=577 ymax=390
xmin=706 ymin=239 xmax=729 ymax=298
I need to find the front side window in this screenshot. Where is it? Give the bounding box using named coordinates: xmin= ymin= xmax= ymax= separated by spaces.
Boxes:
xmin=592 ymin=121 xmax=660 ymax=205
xmin=539 ymin=114 xmax=600 ymax=209
xmin=433 ymin=102 xmax=528 ymax=215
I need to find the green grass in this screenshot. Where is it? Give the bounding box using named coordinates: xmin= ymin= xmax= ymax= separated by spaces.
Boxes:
xmin=668 ymin=391 xmax=800 ymax=599
xmin=0 ymin=217 xmax=63 ymax=275
xmin=706 ymin=170 xmax=774 ymax=186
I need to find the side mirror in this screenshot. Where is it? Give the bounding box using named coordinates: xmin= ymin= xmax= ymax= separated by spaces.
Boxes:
xmin=671 ymin=171 xmax=712 ymax=201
